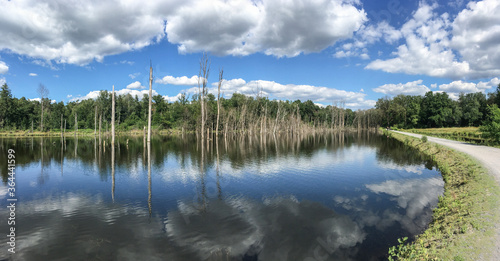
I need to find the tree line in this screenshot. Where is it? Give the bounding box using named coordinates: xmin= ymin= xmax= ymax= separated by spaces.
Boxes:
xmin=2 ymin=81 xmax=499 ymax=135
xmin=0 ymin=82 xmax=379 ymax=134
xmin=376 ymin=86 xmax=500 ymax=129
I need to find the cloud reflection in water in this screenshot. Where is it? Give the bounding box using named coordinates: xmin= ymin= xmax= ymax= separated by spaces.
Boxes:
xmin=166 ymin=196 xmax=366 ymax=261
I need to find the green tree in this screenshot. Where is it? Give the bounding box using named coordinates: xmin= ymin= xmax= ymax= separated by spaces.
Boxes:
xmin=375 ymin=97 xmax=392 ymax=128
xmin=480 ymin=104 xmax=500 ymax=143
xmin=459 ymin=92 xmax=486 ymax=126
xmin=0 ymin=83 xmax=13 ymax=128
xmin=420 ymin=91 xmax=458 ymax=128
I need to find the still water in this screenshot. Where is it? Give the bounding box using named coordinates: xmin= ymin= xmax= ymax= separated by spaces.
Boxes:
xmin=0 ymin=132 xmax=443 ymax=261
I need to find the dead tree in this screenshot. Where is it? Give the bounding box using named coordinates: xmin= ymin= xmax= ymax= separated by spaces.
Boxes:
xmin=60 ymin=114 xmax=63 ymax=139
xmin=37 ymin=84 xmax=49 ymax=131
xmin=112 ymin=85 xmax=116 ymax=146
xmin=94 ymin=106 xmax=97 ymax=136
xmin=198 ymin=54 xmax=210 ymax=142
xmin=216 ymin=68 xmax=223 ymax=137
xmin=74 ymin=112 xmax=77 ymax=137
xmin=147 ymin=65 xmax=153 ymax=143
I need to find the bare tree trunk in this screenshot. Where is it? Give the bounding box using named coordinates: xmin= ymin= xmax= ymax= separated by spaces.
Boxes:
xmin=147 ymin=65 xmax=153 ymax=143
xmin=41 ymin=101 xmax=44 ymax=132
xmin=99 ymin=114 xmax=102 ymax=147
xmin=198 ymin=54 xmax=210 ymax=143
xmin=216 ymin=68 xmax=223 ymax=137
xmin=112 ymin=85 xmax=115 ymax=146
xmin=74 ymin=112 xmax=77 ymax=138
xmin=94 ymin=106 xmax=97 ymax=136
xmin=264 ymin=103 xmax=267 ymax=134
xmin=273 ymin=101 xmax=280 ymax=135
xmin=60 ymin=114 xmax=63 ymax=139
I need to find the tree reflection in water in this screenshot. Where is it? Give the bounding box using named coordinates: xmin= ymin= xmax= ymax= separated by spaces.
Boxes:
xmin=0 ymin=131 xmax=443 ymax=261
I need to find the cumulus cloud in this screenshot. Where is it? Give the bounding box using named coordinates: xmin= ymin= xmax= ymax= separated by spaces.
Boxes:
xmin=156 ymin=76 xmax=374 ymax=108
xmin=212 ymin=78 xmax=374 ymax=108
xmin=450 ymin=0 xmax=500 ymax=78
xmin=365 ymin=3 xmax=469 ymax=79
xmin=0 ymin=0 xmax=366 ymax=66
xmin=365 ymin=0 xmax=500 ymax=79
xmin=438 ymin=77 xmax=500 ymax=99
xmin=29 ymin=73 xmax=37 ymax=77
xmin=335 ymin=21 xmax=402 ymax=59
xmin=166 ymin=0 xmax=367 ymax=57
xmin=126 ymin=81 xmax=145 ymax=89
xmin=0 ymin=0 xmax=170 ymax=65
xmin=162 ymin=93 xmax=184 ymax=103
xmin=373 ymin=80 xmax=430 ymax=96
xmin=0 ymin=61 xmax=8 ymax=74
xmin=156 ymin=75 xmax=200 ymax=86
xmin=71 ymin=88 xmax=158 ymax=102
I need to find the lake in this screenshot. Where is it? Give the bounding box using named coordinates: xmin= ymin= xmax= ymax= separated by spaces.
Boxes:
xmin=0 ymin=131 xmax=443 ymax=261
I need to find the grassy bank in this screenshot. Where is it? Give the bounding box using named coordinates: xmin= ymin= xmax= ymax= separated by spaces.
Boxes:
xmin=387 ymin=130 xmax=500 ymax=260
xmin=0 ymin=128 xmax=189 ymax=137
xmin=402 ymin=127 xmax=489 ymax=144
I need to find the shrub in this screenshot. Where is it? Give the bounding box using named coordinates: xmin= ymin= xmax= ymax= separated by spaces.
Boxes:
xmin=421 ymin=135 xmax=428 ymax=143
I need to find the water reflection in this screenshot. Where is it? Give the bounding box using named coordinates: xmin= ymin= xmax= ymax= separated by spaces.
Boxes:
xmin=166 ymin=196 xmax=365 ymax=261
xmin=0 ymin=131 xmax=443 ymax=261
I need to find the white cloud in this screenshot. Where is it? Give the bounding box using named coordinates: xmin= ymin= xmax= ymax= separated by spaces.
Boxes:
xmin=359 ymin=53 xmax=370 ymax=60
xmin=365 ymin=0 xmax=500 ymax=79
xmin=29 ymin=73 xmax=37 ymax=77
xmin=163 ymin=93 xmax=184 ymax=103
xmin=29 ymin=98 xmax=41 ymax=102
xmin=126 ymin=81 xmax=145 ymax=89
xmin=438 ymin=80 xmax=478 ymax=93
xmin=166 ymin=0 xmax=367 ymax=57
xmin=366 ymin=3 xmax=469 ymax=79
xmin=450 ymin=0 xmax=500 ymax=78
xmin=212 ymin=78 xmax=373 ymax=108
xmin=0 ymin=0 xmax=170 ymax=65
xmin=0 ymin=61 xmax=8 ymax=74
xmin=0 ymin=78 xmax=5 ymax=86
xmin=0 ymin=0 xmax=366 ymax=65
xmin=373 ymin=80 xmax=430 ymax=96
xmin=129 ymin=73 xmax=140 ymax=79
xmin=71 ymin=88 xmax=158 ymax=102
xmin=334 ymin=21 xmax=401 ymax=60
xmin=156 ymin=75 xmax=200 ymax=86
xmin=438 ymin=77 xmax=500 ymax=99
xmin=156 ymin=76 xmax=374 ymax=108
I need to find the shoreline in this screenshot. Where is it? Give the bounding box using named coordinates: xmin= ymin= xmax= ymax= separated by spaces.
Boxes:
xmin=387 ymin=130 xmax=500 ymax=260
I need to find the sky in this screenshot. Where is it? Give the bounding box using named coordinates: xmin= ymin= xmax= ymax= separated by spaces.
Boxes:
xmin=0 ymin=0 xmax=499 ymax=109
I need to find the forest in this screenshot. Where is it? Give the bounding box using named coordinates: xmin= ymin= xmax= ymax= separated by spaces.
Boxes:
xmin=376 ymin=87 xmax=500 ymax=129
xmin=0 ymin=82 xmax=499 ymax=136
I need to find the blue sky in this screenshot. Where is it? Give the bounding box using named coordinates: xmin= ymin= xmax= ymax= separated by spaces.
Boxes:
xmin=0 ymin=0 xmax=499 ymax=109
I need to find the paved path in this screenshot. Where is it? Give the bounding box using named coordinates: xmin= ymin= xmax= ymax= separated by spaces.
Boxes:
xmin=393 ymin=131 xmax=500 ymax=259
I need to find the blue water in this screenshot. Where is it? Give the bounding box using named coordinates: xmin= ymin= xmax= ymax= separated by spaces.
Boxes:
xmin=0 ymin=132 xmax=443 ymax=260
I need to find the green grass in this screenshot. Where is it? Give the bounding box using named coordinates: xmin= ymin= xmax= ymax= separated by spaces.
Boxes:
xmin=403 ymin=127 xmax=492 ymax=144
xmin=0 ymin=126 xmax=191 ymax=137
xmin=388 ymin=131 xmax=500 ymax=260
